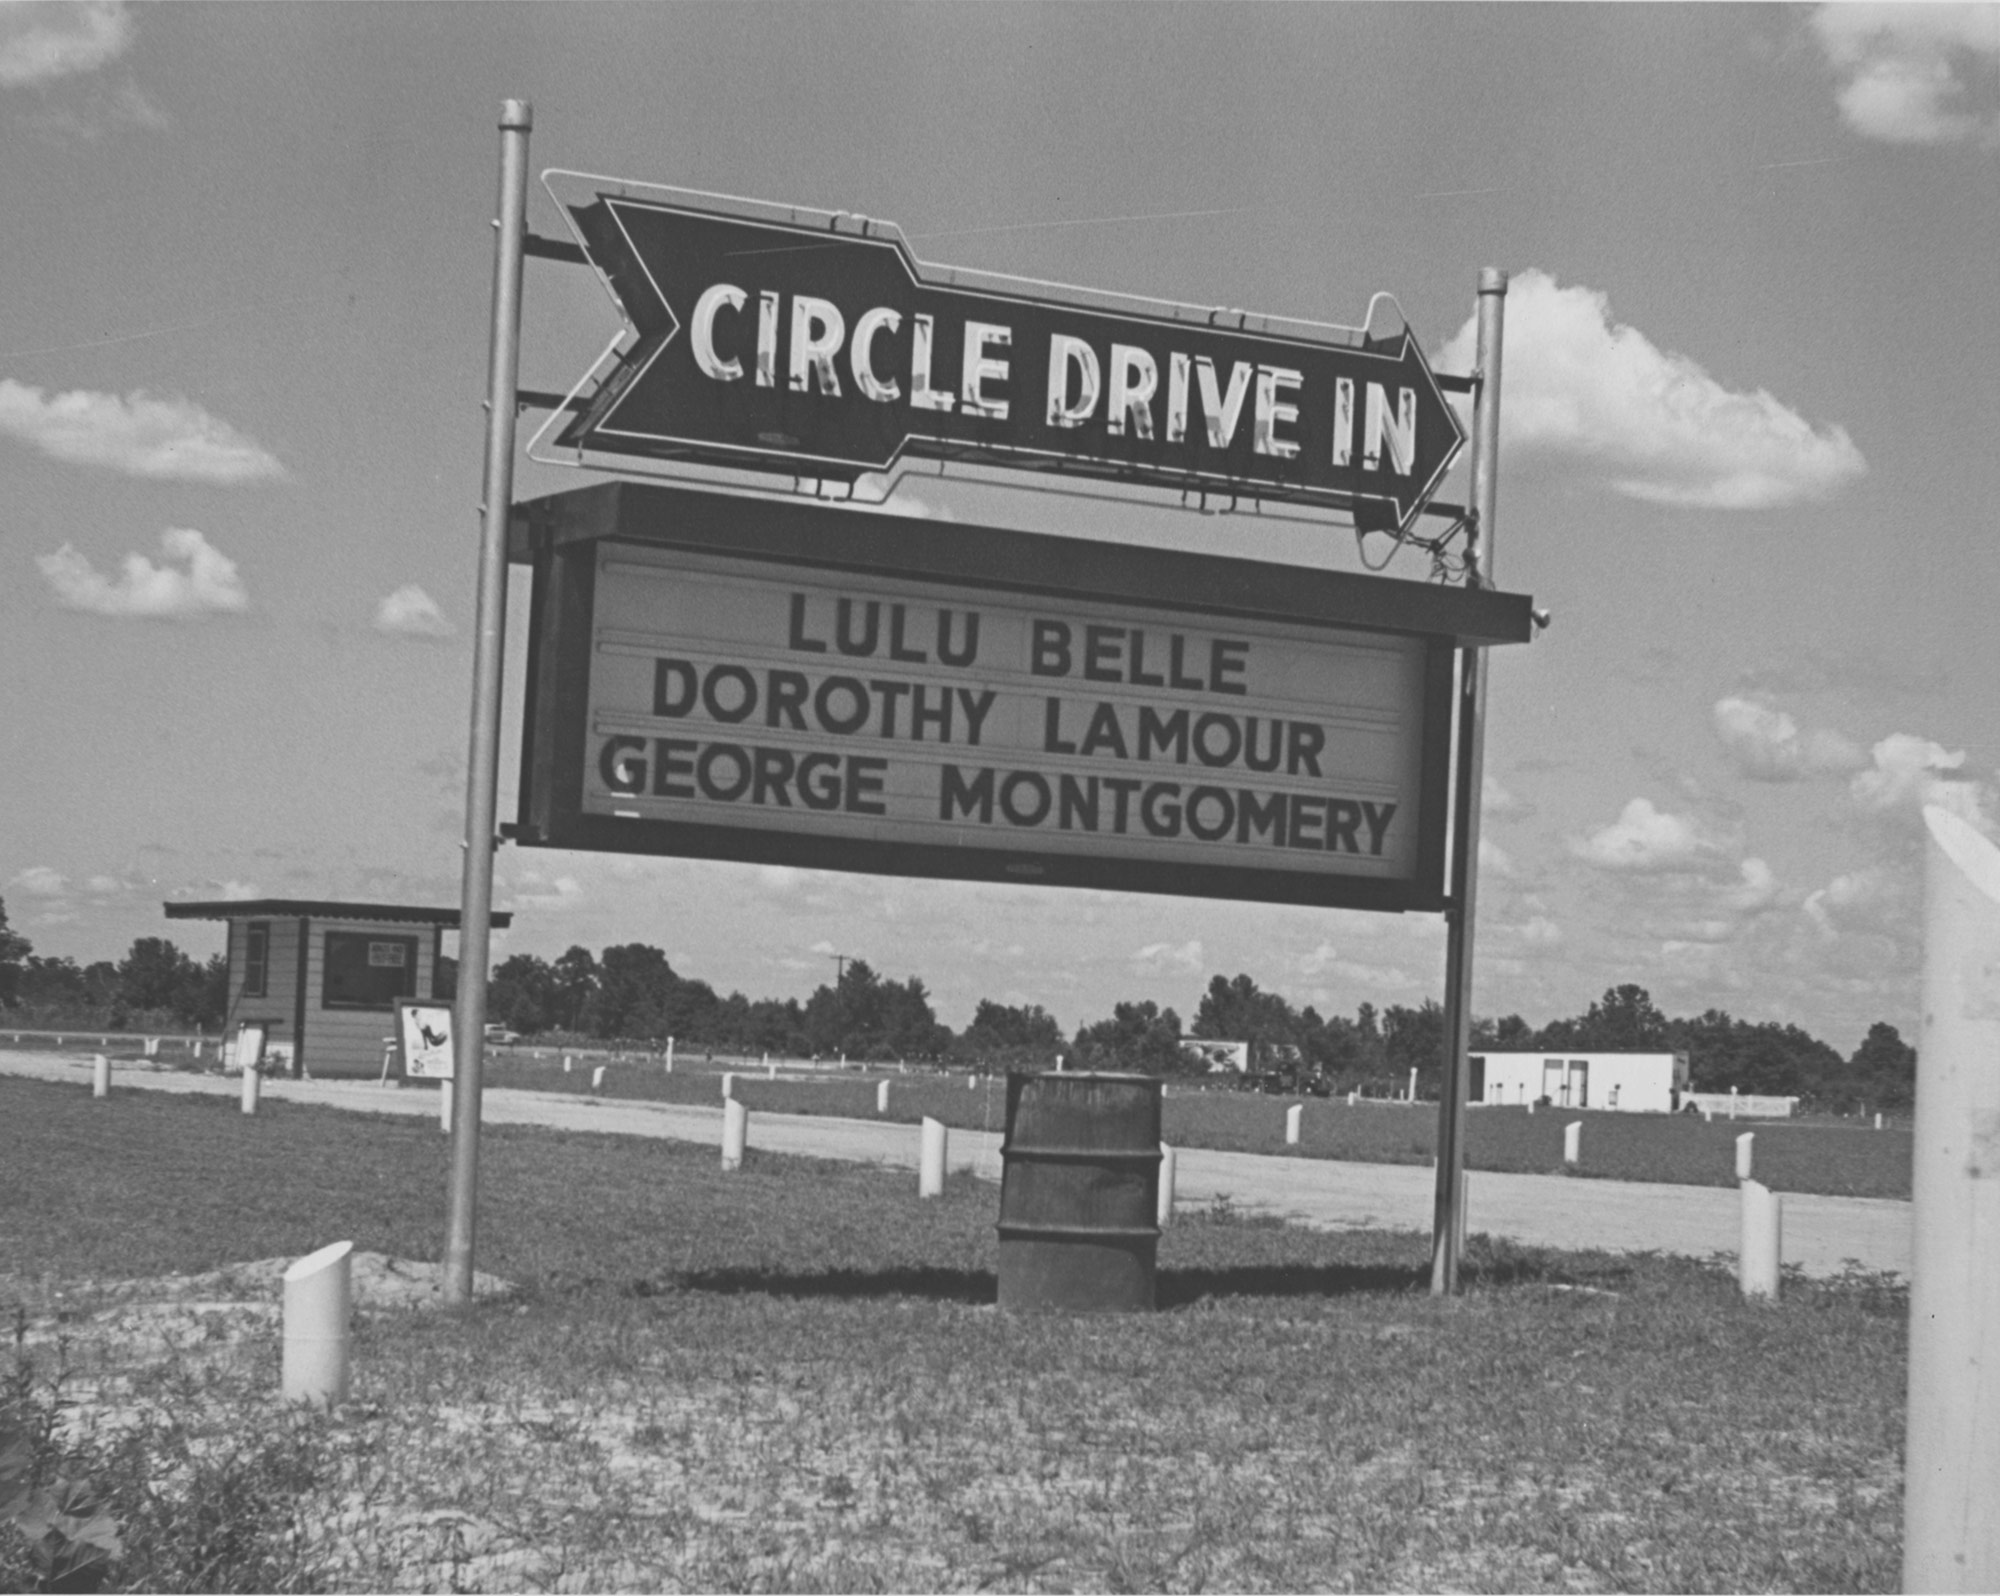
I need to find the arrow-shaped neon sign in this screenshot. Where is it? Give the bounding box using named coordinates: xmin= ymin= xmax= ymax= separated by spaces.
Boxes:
xmin=543 ymin=173 xmax=1466 ymax=533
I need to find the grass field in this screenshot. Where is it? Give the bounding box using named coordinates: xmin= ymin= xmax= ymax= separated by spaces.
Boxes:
xmin=473 ymin=1053 xmax=1916 ymax=1200
xmin=1 ymin=1074 xmax=1906 ymax=1592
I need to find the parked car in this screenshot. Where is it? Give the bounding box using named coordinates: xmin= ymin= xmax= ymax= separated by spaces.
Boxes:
xmin=483 ymin=1024 xmax=520 ymax=1046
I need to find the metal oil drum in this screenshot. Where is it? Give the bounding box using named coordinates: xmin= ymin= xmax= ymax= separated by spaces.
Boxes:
xmin=997 ymin=1071 xmax=1162 ymax=1312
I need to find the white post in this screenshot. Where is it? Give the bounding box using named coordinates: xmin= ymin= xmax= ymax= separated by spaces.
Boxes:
xmin=721 ymin=1097 xmax=747 ymax=1171
xmin=241 ymin=1060 xmax=260 ymax=1116
xmin=1157 ymin=1143 xmax=1177 ymax=1228
xmin=1408 ymin=1066 xmax=1418 ymax=1101
xmin=1904 ymin=807 xmax=2000 ymax=1592
xmin=282 ymin=1240 xmax=352 ymax=1406
xmin=876 ymin=1080 xmax=890 ymax=1114
xmin=1875 ymin=1112 xmax=1884 ymax=1131
xmin=440 ymin=1078 xmax=453 ymax=1133
xmin=722 ymin=1071 xmax=736 ymax=1101
xmin=1285 ymin=1103 xmax=1303 ymax=1145
xmin=562 ymin=1054 xmax=572 ymax=1074
xmin=1729 ymin=1085 xmax=1739 ymax=1119
xmin=1526 ymin=1099 xmax=1536 ymax=1116
xmin=1347 ymin=1089 xmax=1358 ymax=1106
xmin=919 ymin=1116 xmax=947 ymax=1197
xmin=665 ymin=1036 xmax=674 ymax=1073
xmin=968 ymin=1074 xmax=975 ymax=1090
xmin=1738 ymin=1179 xmax=1781 ymax=1300
xmin=767 ymin=1057 xmax=776 ymax=1079
xmin=92 ymin=1053 xmax=109 ymax=1098
xmin=591 ymin=1065 xmax=606 ymax=1091
xmin=1735 ymin=1131 xmax=1755 ymax=1181
xmin=1563 ymin=1121 xmax=1581 ymax=1166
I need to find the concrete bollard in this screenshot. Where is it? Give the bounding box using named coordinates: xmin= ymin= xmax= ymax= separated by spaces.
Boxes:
xmin=1563 ymin=1121 xmax=1581 ymax=1166
xmin=1408 ymin=1066 xmax=1418 ymax=1101
xmin=562 ymin=1054 xmax=573 ymax=1074
xmin=665 ymin=1036 xmax=674 ymax=1073
xmin=722 ymin=1097 xmax=747 ymax=1171
xmin=439 ymin=1078 xmax=453 ymax=1133
xmin=282 ymin=1241 xmax=352 ymax=1406
xmin=767 ymin=1058 xmax=776 ymax=1079
xmin=1903 ymin=807 xmax=2000 ymax=1591
xmin=1157 ymin=1142 xmax=1176 ymax=1228
xmin=1347 ymin=1089 xmax=1358 ymax=1106
xmin=144 ymin=1036 xmax=158 ymax=1058
xmin=92 ymin=1053 xmax=109 ymax=1098
xmin=722 ymin=1071 xmax=736 ymax=1101
xmin=1527 ymin=1099 xmax=1536 ymax=1115
xmin=241 ymin=1060 xmax=260 ymax=1116
xmin=968 ymin=1074 xmax=975 ymax=1090
xmin=591 ymin=1065 xmax=606 ymax=1092
xmin=1735 ymin=1131 xmax=1755 ymax=1181
xmin=1739 ymin=1179 xmax=1781 ymax=1300
xmin=876 ymin=1080 xmax=890 ymax=1114
xmin=1285 ymin=1103 xmax=1303 ymax=1145
xmin=1729 ymin=1086 xmax=1739 ymax=1119
xmin=919 ymin=1116 xmax=947 ymax=1198
xmin=1874 ymin=1112 xmax=1883 ymax=1131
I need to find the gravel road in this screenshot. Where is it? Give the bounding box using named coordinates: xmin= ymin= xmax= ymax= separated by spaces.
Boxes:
xmin=2 ymin=1050 xmax=1911 ymax=1278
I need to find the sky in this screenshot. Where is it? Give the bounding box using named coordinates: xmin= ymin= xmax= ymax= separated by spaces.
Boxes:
xmin=3 ymin=2 xmax=1996 ymax=1051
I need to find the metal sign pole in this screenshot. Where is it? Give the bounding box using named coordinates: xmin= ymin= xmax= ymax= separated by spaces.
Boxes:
xmin=1430 ymin=268 xmax=1506 ymax=1298
xmin=444 ymin=99 xmax=532 ymax=1309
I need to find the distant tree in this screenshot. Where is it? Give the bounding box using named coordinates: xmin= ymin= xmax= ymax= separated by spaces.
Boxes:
xmin=1472 ymin=1013 xmax=1535 ymax=1049
xmin=0 ymin=898 xmax=29 ymax=1007
xmin=585 ymin=944 xmax=720 ymax=1041
xmin=118 ymin=937 xmax=207 ymax=1022
xmin=550 ymin=946 xmax=599 ymax=1032
xmin=488 ymin=952 xmax=557 ymax=1033
xmin=1573 ymin=984 xmax=1671 ymax=1051
xmin=951 ymin=999 xmax=1063 ymax=1066
xmin=1191 ymin=973 xmax=1305 ymax=1067
xmin=1070 ymin=1000 xmax=1186 ymax=1075
xmin=1381 ymin=1000 xmax=1447 ymax=1096
xmin=1846 ymin=1021 xmax=1917 ymax=1112
xmin=804 ymin=960 xmax=948 ymax=1059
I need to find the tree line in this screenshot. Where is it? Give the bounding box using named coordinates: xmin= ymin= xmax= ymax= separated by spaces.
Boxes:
xmin=0 ymin=897 xmax=1915 ymax=1111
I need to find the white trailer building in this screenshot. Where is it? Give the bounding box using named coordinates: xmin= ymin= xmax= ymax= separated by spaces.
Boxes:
xmin=1468 ymin=1051 xmax=1690 ymax=1114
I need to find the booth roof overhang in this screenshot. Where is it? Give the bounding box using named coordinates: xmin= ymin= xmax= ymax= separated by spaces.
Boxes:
xmin=163 ymin=900 xmax=513 ymax=927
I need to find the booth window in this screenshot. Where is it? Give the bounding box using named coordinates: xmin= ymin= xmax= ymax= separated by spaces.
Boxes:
xmin=322 ymin=931 xmax=418 ymax=1010
xmin=243 ymin=922 xmax=270 ymax=998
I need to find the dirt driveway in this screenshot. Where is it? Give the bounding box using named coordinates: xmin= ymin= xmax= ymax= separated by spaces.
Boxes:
xmin=1 ymin=1050 xmax=1911 ymax=1278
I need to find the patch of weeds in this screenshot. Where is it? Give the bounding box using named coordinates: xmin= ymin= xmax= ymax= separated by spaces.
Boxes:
xmin=1 ymin=1310 xmax=337 ymax=1594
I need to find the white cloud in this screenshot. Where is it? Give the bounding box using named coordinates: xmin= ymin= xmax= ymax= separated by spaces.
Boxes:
xmin=1132 ymin=939 xmax=1203 ymax=973
xmin=1728 ymin=857 xmax=1782 ymax=915
xmin=82 ymin=874 xmax=126 ymax=894
xmin=1712 ymin=696 xmax=1866 ymax=781
xmin=1803 ymin=866 xmax=1895 ymax=940
xmin=0 ymin=381 xmax=285 ymax=483
xmin=373 ymin=584 xmax=454 ymax=639
xmin=8 ymin=865 xmax=67 ymax=897
xmin=1570 ymin=797 xmax=1718 ymax=873
xmin=38 ymin=528 xmax=249 ymax=618
xmin=1813 ymin=4 xmax=2000 ymax=148
xmin=1850 ymin=733 xmax=1995 ymax=830
xmin=512 ymin=874 xmax=584 ymax=913
xmin=1513 ymin=915 xmax=1563 ymax=947
xmin=0 ymin=1 xmax=130 ymax=87
xmin=1437 ymin=270 xmax=1865 ymax=509
xmin=1482 ymin=775 xmax=1524 ymax=816
xmin=1478 ymin=836 xmax=1514 ymax=877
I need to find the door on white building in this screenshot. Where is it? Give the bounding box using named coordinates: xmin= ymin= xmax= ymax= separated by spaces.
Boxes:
xmin=1569 ymin=1059 xmax=1589 ymax=1108
xmin=1543 ymin=1058 xmax=1565 ymax=1104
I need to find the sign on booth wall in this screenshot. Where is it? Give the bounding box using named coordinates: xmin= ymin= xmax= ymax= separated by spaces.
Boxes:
xmin=537 ymin=174 xmax=1466 ymax=536
xmin=396 ymin=1001 xmax=456 ymax=1080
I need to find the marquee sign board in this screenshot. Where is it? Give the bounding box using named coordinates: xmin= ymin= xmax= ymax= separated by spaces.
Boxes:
xmin=510 ymin=483 xmax=1534 ymax=912
xmin=540 ymin=173 xmax=1467 ymax=535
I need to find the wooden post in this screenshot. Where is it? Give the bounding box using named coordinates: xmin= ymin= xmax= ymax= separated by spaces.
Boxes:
xmin=1285 ymin=1103 xmax=1303 ymax=1145
xmin=876 ymin=1079 xmax=890 ymax=1114
xmin=1563 ymin=1121 xmax=1581 ymax=1166
xmin=665 ymin=1036 xmax=674 ymax=1073
xmin=1739 ymin=1179 xmax=1780 ymax=1300
xmin=919 ymin=1117 xmax=947 ymax=1197
xmin=282 ymin=1241 xmax=352 ymax=1406
xmin=721 ymin=1098 xmax=747 ymax=1171
xmin=1157 ymin=1142 xmax=1176 ymax=1227
xmin=1903 ymin=807 xmax=2000 ymax=1592
xmin=591 ymin=1065 xmax=606 ymax=1091
xmin=1735 ymin=1131 xmax=1754 ymax=1181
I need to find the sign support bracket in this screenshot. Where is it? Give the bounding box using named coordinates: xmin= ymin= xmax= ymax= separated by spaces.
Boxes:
xmin=444 ymin=99 xmax=532 ymax=1309
xmin=1431 ymin=268 xmax=1507 ymax=1298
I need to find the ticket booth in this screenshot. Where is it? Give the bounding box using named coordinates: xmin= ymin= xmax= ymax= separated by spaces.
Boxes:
xmin=161 ymin=899 xmax=512 ymax=1079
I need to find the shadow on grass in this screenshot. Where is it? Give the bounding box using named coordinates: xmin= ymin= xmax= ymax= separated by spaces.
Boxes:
xmin=672 ymin=1261 xmax=1444 ymax=1306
